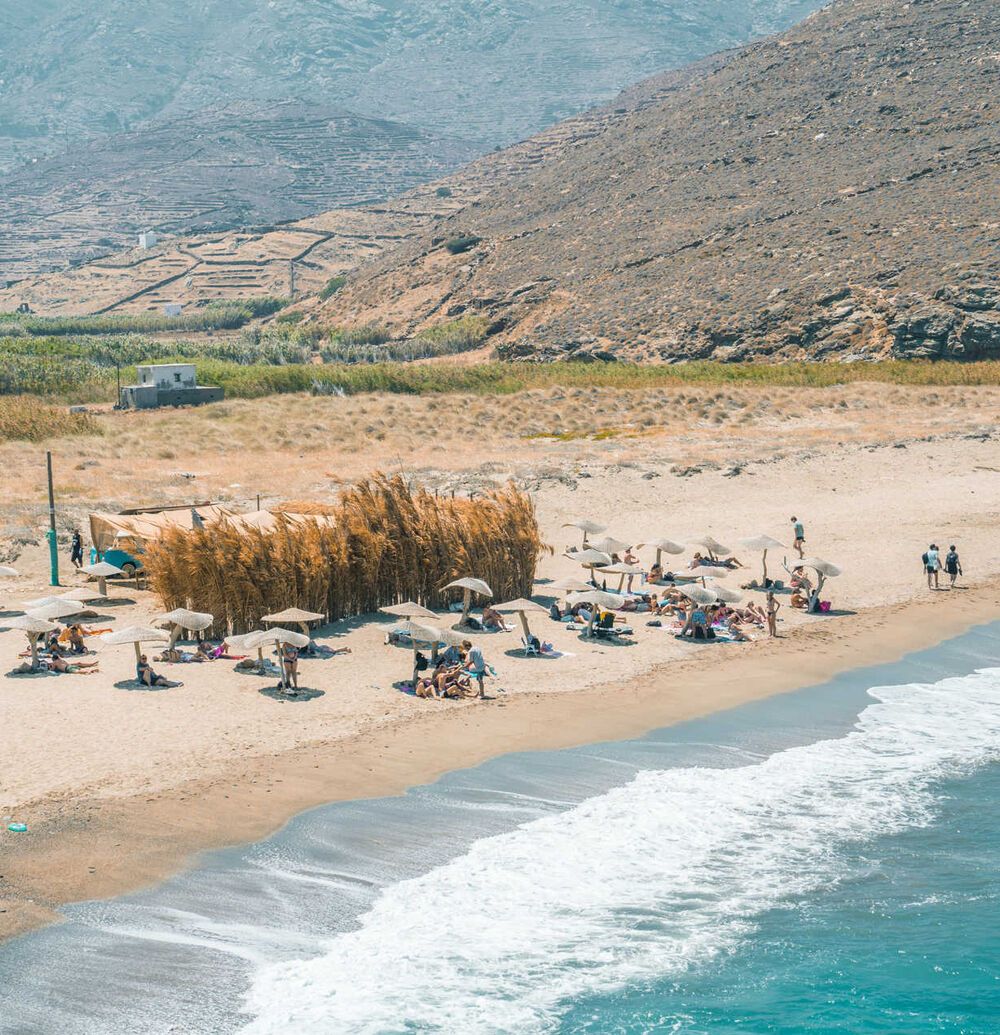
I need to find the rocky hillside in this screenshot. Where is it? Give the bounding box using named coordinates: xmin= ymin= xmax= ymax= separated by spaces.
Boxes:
xmin=317 ymin=0 xmax=999 ymax=362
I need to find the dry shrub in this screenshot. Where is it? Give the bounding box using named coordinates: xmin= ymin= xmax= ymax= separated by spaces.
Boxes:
xmin=145 ymin=473 xmax=545 ymax=633
xmin=0 ymin=397 xmax=102 ymax=442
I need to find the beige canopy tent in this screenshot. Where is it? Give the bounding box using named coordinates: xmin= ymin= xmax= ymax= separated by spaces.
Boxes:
xmin=153 ymin=608 xmax=215 ymax=648
xmin=82 ymin=561 xmax=124 ymax=597
xmin=738 ymin=535 xmax=787 ymax=584
xmin=261 ymin=608 xmax=325 ymax=637
xmin=7 ymin=614 xmax=58 ymax=670
xmin=442 ymin=577 xmax=493 ymax=626
xmin=493 ymin=598 xmax=549 ymax=643
xmin=562 ymin=519 xmax=607 ymax=548
xmin=101 ymin=625 xmax=170 ymax=664
xmin=566 ymin=589 xmax=626 ymax=636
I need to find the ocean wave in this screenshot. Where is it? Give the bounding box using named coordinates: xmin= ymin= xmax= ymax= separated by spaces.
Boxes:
xmin=242 ymin=668 xmax=1000 ymax=1034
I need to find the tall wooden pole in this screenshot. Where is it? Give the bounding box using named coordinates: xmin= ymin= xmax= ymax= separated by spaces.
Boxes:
xmin=46 ymin=451 xmax=59 ymax=586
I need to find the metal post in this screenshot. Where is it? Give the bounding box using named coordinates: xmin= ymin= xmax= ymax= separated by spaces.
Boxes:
xmin=256 ymin=494 xmax=261 ymax=511
xmin=46 ymin=451 xmax=59 ymax=586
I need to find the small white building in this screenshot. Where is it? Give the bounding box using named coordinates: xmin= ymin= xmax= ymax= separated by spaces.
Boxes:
xmin=138 ymin=231 xmax=159 ymax=249
xmin=138 ymin=363 xmax=196 ymax=390
xmin=162 ymin=303 xmax=183 ymax=317
xmin=119 ymin=363 xmax=223 ymax=410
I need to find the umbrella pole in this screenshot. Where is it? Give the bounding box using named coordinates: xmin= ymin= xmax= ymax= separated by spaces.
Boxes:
xmin=518 ymin=612 xmax=530 ymax=645
xmin=257 ymin=646 xmax=265 ymax=674
xmin=133 ymin=642 xmax=142 ymax=665
xmin=616 ymin=574 xmax=625 ymax=593
xmin=169 ymin=626 xmax=181 ymax=650
xmin=412 ymin=643 xmax=419 ymax=689
xmin=762 ymin=548 xmax=768 ymax=586
xmin=461 ymin=589 xmax=472 ymax=626
xmin=98 ymin=576 xmax=107 ymax=597
xmin=656 ymin=548 xmax=663 ymax=567
xmin=587 ymin=611 xmax=596 ymax=637
xmin=29 ymin=634 xmax=38 ymax=672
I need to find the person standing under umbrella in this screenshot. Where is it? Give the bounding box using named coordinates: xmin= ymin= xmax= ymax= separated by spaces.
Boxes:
xmin=70 ymin=529 xmax=84 ymax=570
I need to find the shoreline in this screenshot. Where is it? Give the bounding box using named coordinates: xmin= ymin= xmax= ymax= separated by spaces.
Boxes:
xmin=4 ymin=582 xmax=1000 ymax=944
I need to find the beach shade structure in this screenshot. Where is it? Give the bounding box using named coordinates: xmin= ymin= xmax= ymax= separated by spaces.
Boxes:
xmin=678 ymin=585 xmax=719 ymax=607
xmin=738 ymin=535 xmax=787 ymax=585
xmin=82 ymin=561 xmax=124 ymax=597
xmin=571 ymin=549 xmax=613 ymax=585
xmin=714 ymin=585 xmax=744 ymax=604
xmin=493 ymin=598 xmax=549 ymax=643
xmin=57 ymin=586 xmax=109 ymax=604
xmin=391 ymin=619 xmax=462 ymax=686
xmin=27 ymin=599 xmax=87 ymax=622
xmin=442 ymin=577 xmax=493 ymax=626
xmin=590 ymin=536 xmax=631 ymax=558
xmin=597 ymin=562 xmax=646 ymax=593
xmin=636 ymin=539 xmax=686 ymax=566
xmin=101 ymin=625 xmax=170 ymax=664
xmin=685 ymin=536 xmax=732 ymax=561
xmin=22 ymin=595 xmax=71 ymax=610
xmin=379 ymin=601 xmax=438 ymax=621
xmin=247 ymin=627 xmax=311 ymax=690
xmin=261 ymin=607 xmax=325 ymax=637
xmin=227 ymin=630 xmax=271 ymax=672
xmin=566 ymin=589 xmax=626 ymax=636
xmin=6 ymin=614 xmax=58 ymax=671
xmin=562 ymin=519 xmax=607 ymax=548
xmin=546 ymin=576 xmax=594 ymax=594
xmin=0 ymin=566 xmax=18 ymax=577
xmin=693 ymin=565 xmax=732 ymax=586
xmin=799 ymin=557 xmax=842 ymax=600
xmin=153 ymin=608 xmax=215 ymax=649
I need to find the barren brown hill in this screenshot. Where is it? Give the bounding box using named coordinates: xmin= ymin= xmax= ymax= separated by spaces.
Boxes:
xmin=314 ymin=0 xmax=1000 ymax=362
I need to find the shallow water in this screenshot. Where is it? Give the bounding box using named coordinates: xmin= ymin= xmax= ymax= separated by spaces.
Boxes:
xmin=1 ymin=624 xmax=999 ymax=1034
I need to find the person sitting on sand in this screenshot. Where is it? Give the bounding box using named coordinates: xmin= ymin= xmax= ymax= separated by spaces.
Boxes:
xmin=648 ymin=562 xmax=664 ymax=584
xmin=789 ymin=589 xmax=809 ymax=610
xmin=481 ymin=605 xmax=510 ymax=632
xmin=67 ymin=624 xmax=88 ymax=655
xmin=549 ymin=602 xmax=564 ymax=621
xmin=414 ymin=675 xmax=437 ymax=698
xmin=137 ymin=654 xmax=172 ymax=687
xmin=44 ymin=628 xmax=65 ymax=655
xmin=727 ymin=617 xmax=752 ymax=642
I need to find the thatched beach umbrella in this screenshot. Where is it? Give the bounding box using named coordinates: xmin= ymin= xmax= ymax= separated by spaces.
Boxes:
xmin=0 ymin=566 xmax=19 ymax=577
xmin=636 ymin=539 xmax=685 ymax=566
xmin=6 ymin=614 xmax=58 ymax=671
xmin=685 ymin=535 xmax=731 ymax=561
xmin=591 ymin=536 xmax=630 ymax=557
xmin=738 ymin=535 xmax=787 ymax=585
xmin=380 ymin=602 xmax=438 ymax=621
xmin=562 ymin=519 xmax=607 ymax=548
xmin=693 ymin=565 xmax=732 ymax=586
xmin=153 ymin=608 xmax=215 ymax=649
xmin=799 ymin=557 xmax=842 ymax=600
xmin=678 ymin=585 xmax=719 ymax=607
xmin=597 ymin=562 xmax=645 ymax=593
xmin=101 ymin=625 xmax=170 ymax=664
xmin=392 ymin=619 xmax=460 ymax=686
xmin=442 ymin=577 xmax=493 ymax=626
xmin=28 ymin=599 xmax=86 ymax=622
xmin=546 ymin=576 xmax=593 ymax=595
xmin=58 ymin=587 xmax=108 ymax=604
xmin=261 ymin=607 xmax=325 ymax=638
xmin=571 ymin=549 xmax=613 ymax=585
xmin=566 ymin=589 xmax=625 ymax=636
xmin=493 ymin=598 xmax=549 ymax=642
xmin=82 ymin=560 xmax=124 ymax=597
xmin=714 ymin=585 xmax=744 ymax=604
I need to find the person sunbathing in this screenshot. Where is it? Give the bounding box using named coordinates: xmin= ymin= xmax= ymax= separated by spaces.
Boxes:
xmin=414 ymin=676 xmax=437 ymax=698
xmin=47 ymin=655 xmax=100 ymax=674
xmin=67 ymin=625 xmax=88 ymax=654
xmin=434 ymin=664 xmax=470 ymax=698
xmin=155 ymin=647 xmax=204 ymax=663
xmin=648 ymin=562 xmax=664 ymax=583
xmin=727 ymin=617 xmax=752 ymax=642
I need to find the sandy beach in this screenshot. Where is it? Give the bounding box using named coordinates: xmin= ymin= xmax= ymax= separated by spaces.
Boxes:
xmin=2 ymin=391 xmax=1000 ymax=941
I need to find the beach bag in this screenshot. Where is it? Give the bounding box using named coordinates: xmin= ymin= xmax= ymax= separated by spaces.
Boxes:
xmin=820 ymin=601 xmax=831 ymax=613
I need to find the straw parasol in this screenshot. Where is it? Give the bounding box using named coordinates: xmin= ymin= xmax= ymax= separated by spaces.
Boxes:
xmin=562 ymin=519 xmax=607 ymax=548
xmin=566 ymin=589 xmax=625 ymax=636
xmin=22 ymin=595 xmax=71 ymax=610
xmin=442 ymin=577 xmax=493 ymax=626
xmin=392 ymin=619 xmax=464 ymax=686
xmin=678 ymin=585 xmax=718 ymax=607
xmin=570 ymin=549 xmax=613 ymax=585
xmin=57 ymin=586 xmax=108 ymax=604
xmin=738 ymin=535 xmax=787 ymax=584
xmin=261 ymin=607 xmax=325 ymax=637
xmin=6 ymin=614 xmax=57 ymax=670
xmin=590 ymin=536 xmax=630 ymax=557
xmin=101 ymin=625 xmax=170 ymax=663
xmin=596 ymin=562 xmax=645 ymax=592
xmin=714 ymin=585 xmax=744 ymax=604
xmin=685 ymin=535 xmax=732 ymax=560
xmin=82 ymin=560 xmax=124 ymax=597
xmin=28 ymin=599 xmax=86 ymax=622
xmin=153 ymin=608 xmax=215 ymax=648
xmin=636 ymin=539 xmax=686 ymax=566
xmin=380 ymin=601 xmax=438 ymax=621
xmin=0 ymin=566 xmax=18 ymax=577
xmin=493 ymin=598 xmax=549 ymax=642
xmin=546 ymin=576 xmax=594 ymax=595
xmin=799 ymin=557 xmax=842 ymax=598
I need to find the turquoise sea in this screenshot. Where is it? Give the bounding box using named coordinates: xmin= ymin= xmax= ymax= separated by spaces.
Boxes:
xmin=1 ymin=623 xmax=998 ymax=1034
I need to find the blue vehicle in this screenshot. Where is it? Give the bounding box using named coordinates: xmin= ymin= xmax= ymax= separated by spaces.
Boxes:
xmin=101 ymin=545 xmax=145 ymax=577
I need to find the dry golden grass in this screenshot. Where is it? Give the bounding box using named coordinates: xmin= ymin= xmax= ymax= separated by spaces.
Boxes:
xmin=0 ymin=398 xmax=102 ymax=442
xmin=144 ymin=474 xmax=545 ymax=633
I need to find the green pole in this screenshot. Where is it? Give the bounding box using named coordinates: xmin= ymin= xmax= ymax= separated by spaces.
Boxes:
xmin=46 ymin=451 xmax=59 ymax=587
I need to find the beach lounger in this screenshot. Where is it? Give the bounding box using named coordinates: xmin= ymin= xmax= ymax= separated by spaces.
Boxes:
xmin=521 ymin=636 xmax=541 ymax=657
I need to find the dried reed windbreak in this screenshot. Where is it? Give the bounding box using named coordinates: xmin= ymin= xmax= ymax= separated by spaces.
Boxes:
xmin=144 ymin=474 xmax=545 ymax=634
xmin=0 ymin=397 xmax=102 ymax=441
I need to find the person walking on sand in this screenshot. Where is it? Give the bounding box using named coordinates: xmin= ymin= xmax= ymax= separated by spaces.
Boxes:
xmin=70 ymin=529 xmax=84 ymax=570
xmin=790 ymin=517 xmax=805 ymax=559
xmin=945 ymin=545 xmax=963 ymax=589
xmin=766 ymin=591 xmax=781 ymax=638
xmin=923 ymin=543 xmax=942 ymax=590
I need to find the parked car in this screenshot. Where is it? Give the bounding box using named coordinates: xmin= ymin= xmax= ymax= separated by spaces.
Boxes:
xmin=101 ymin=546 xmax=144 ymax=577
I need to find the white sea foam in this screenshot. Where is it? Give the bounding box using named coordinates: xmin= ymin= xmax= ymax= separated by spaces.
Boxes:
xmin=242 ymin=669 xmax=1000 ymax=1034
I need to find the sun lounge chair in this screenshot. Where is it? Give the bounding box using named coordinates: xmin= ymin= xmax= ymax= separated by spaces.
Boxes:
xmin=521 ymin=636 xmax=541 ymax=657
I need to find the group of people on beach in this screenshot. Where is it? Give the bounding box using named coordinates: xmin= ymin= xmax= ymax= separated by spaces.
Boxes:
xmin=923 ymin=544 xmax=963 ymax=590
xmin=412 ymin=640 xmax=489 ymax=700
